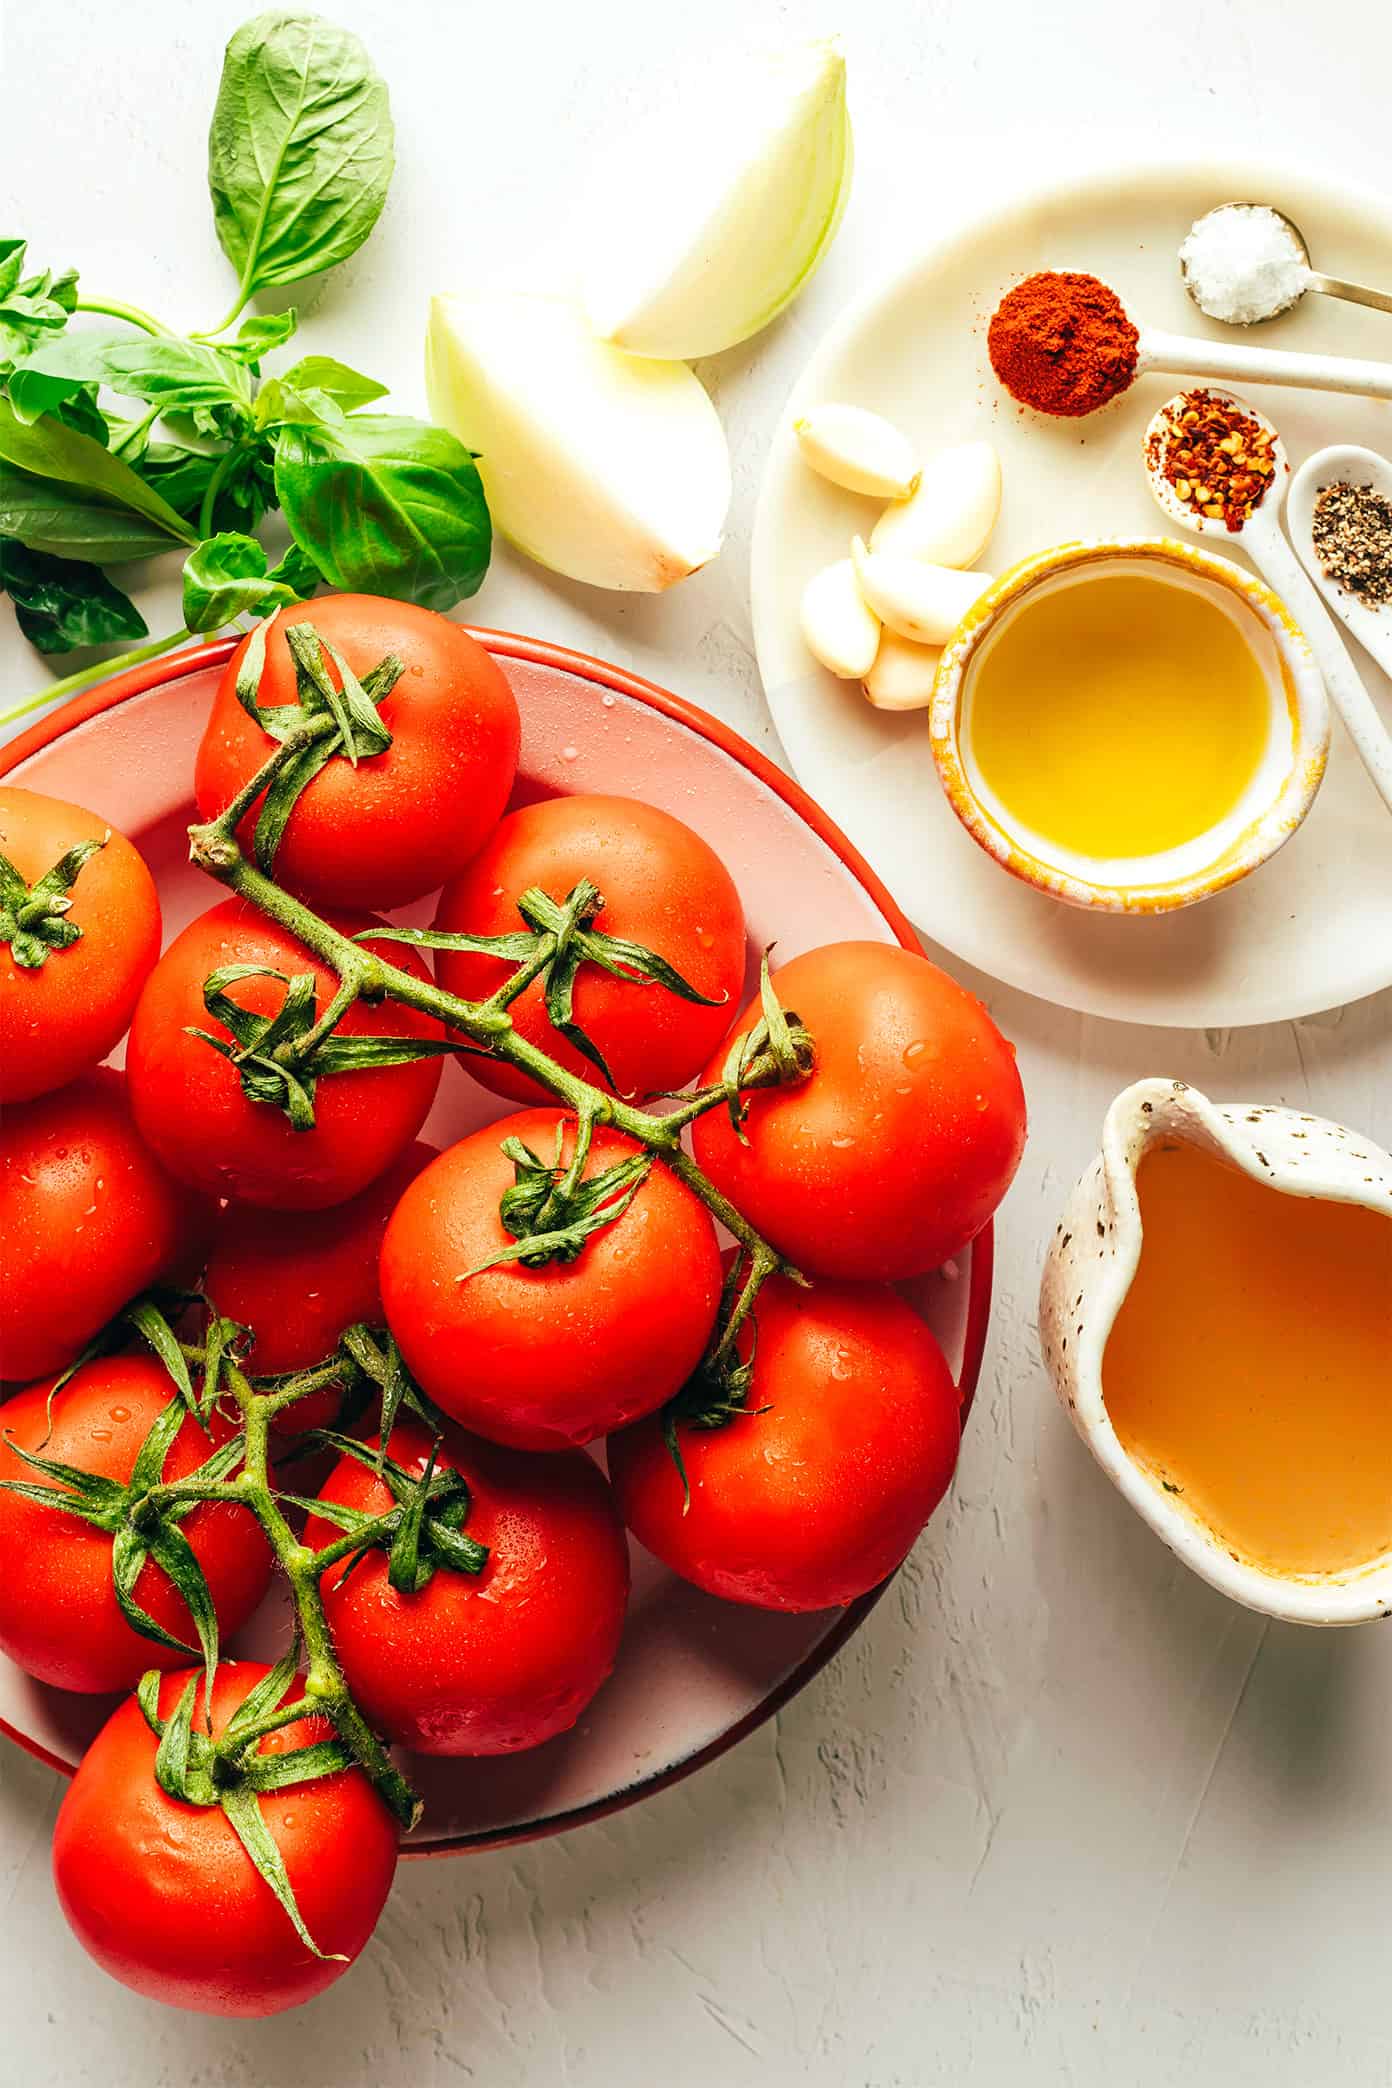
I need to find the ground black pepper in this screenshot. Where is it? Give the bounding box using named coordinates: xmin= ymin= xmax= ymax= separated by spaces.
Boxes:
xmin=1311 ymin=480 xmax=1392 ymax=609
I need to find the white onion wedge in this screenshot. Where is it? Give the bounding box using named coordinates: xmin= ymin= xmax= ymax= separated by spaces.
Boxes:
xmin=583 ymin=42 xmax=852 ymax=362
xmin=801 ymin=558 xmax=881 ymax=678
xmin=851 ymin=538 xmax=993 ymax=645
xmin=426 ymin=292 xmax=730 ymax=592
xmin=870 ymin=441 xmax=1001 ymax=567
xmin=795 ymin=405 xmax=918 ymax=499
xmin=862 ymin=629 xmax=942 ymax=711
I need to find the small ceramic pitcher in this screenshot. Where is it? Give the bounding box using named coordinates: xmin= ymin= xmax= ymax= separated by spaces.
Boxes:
xmin=1040 ymin=1077 xmax=1392 ymax=1625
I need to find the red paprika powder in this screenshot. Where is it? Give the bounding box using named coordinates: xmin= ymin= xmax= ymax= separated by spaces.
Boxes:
xmin=988 ymin=272 xmax=1139 ymax=418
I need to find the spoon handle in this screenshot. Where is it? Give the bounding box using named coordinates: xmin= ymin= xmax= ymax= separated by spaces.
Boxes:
xmin=1306 ymin=273 xmax=1392 ymax=320
xmin=1140 ymin=327 xmax=1392 ymax=403
xmin=1245 ymin=515 xmax=1392 ymax=817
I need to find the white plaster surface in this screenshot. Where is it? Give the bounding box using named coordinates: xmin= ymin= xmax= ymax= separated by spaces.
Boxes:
xmin=3 ymin=0 xmax=1392 ymax=2078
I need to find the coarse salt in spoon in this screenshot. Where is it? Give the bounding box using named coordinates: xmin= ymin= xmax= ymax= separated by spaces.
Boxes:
xmin=1180 ymin=203 xmax=1392 ymax=327
xmin=1144 ymin=388 xmax=1392 ymax=818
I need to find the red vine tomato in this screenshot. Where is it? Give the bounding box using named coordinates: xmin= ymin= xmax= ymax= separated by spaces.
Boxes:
xmin=608 ymin=1271 xmax=962 ymax=1611
xmin=434 ymin=793 xmax=746 ymax=1102
xmin=304 ymin=1416 xmax=630 ymax=1755
xmin=52 ymin=1662 xmax=399 ymax=2017
xmin=0 ymin=1069 xmax=208 ymax=1385
xmin=203 ymin=1140 xmax=437 ymax=1436
xmin=380 ymin=1108 xmax=722 ymax=1450
xmin=194 ymin=595 xmax=520 ymax=910
xmin=126 ymin=899 xmax=448 ymax=1211
xmin=0 ymin=1358 xmax=271 ymax=1692
xmin=0 ymin=786 xmax=161 ymax=1104
xmin=691 ymin=940 xmax=1026 ymax=1282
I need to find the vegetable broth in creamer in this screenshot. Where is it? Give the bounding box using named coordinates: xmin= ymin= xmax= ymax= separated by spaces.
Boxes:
xmin=1102 ymin=1139 xmax=1392 ymax=1576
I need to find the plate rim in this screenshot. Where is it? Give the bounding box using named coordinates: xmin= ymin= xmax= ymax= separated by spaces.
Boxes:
xmin=750 ymin=149 xmax=1392 ymax=1029
xmin=0 ymin=627 xmax=994 ymax=1855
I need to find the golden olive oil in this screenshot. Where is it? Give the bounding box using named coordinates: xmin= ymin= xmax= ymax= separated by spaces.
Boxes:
xmin=968 ymin=570 xmax=1273 ymax=859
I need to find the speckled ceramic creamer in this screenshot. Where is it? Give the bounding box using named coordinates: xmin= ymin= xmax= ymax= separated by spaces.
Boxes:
xmin=1040 ymin=1078 xmax=1392 ymax=1625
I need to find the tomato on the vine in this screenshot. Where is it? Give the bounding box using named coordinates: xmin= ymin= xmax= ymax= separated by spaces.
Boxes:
xmin=434 ymin=793 xmax=746 ymax=1102
xmin=608 ymin=1271 xmax=962 ymax=1612
xmin=691 ymin=940 xmax=1026 ymax=1282
xmin=304 ymin=1416 xmax=630 ymax=1755
xmin=52 ymin=1662 xmax=399 ymax=2017
xmin=1 ymin=1070 xmax=207 ymax=1385
xmin=0 ymin=1358 xmax=271 ymax=1693
xmin=126 ymin=899 xmax=448 ymax=1210
xmin=203 ymin=1140 xmax=436 ymax=1436
xmin=0 ymin=786 xmax=162 ymax=1104
xmin=194 ymin=595 xmax=521 ymax=910
xmin=380 ymin=1108 xmax=722 ymax=1450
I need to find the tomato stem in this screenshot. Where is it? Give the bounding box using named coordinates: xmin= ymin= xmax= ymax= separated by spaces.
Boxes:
xmin=172 ymin=727 xmax=819 ymax=1825
xmin=209 ymin=1360 xmax=421 ymax=1830
xmin=185 ymin=819 xmax=806 ymax=1282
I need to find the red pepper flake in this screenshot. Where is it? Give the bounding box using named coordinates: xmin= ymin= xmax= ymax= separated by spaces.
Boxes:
xmin=987 ymin=272 xmax=1139 ymax=419
xmin=1145 ymin=390 xmax=1277 ymax=532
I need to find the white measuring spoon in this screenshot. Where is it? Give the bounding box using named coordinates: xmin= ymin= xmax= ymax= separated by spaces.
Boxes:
xmin=1135 ymin=326 xmax=1392 ymax=404
xmin=1144 ymin=390 xmax=1392 ymax=817
xmin=1288 ymin=445 xmax=1392 ymax=681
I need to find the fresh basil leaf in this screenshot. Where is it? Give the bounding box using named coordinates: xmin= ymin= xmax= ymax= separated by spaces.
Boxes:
xmin=10 ymin=331 xmax=251 ymax=425
xmin=182 ymin=531 xmax=304 ymax=632
xmin=274 ymin=414 xmax=490 ymax=611
xmin=0 ymin=243 xmax=77 ymax=373
xmin=220 ymin=310 xmax=299 ymax=365
xmin=208 ymin=13 xmax=394 ymax=303
xmin=252 ymin=373 xmax=342 ymax=433
xmin=0 ymin=466 xmax=182 ymax=563
xmin=266 ymin=539 xmax=322 ymax=597
xmin=276 ymin=356 xmax=386 ymax=412
xmin=0 ymin=402 xmax=197 ymax=546
xmin=54 ymin=386 xmax=108 ymax=447
xmin=135 ymin=439 xmax=276 ymax=536
xmin=0 ymin=538 xmax=147 ymax=654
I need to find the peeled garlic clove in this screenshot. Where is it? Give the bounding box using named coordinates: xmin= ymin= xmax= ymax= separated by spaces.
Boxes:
xmin=583 ymin=41 xmax=852 ymax=361
xmin=851 ymin=538 xmax=993 ymax=645
xmin=426 ymin=291 xmax=730 ymax=592
xmin=870 ymin=440 xmax=1001 ymax=567
xmin=794 ymin=404 xmax=918 ymax=499
xmin=800 ymin=558 xmax=882 ymax=678
xmin=862 ymin=629 xmax=942 ymax=711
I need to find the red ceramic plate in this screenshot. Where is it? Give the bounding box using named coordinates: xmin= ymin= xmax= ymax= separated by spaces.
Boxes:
xmin=0 ymin=632 xmax=992 ymax=1854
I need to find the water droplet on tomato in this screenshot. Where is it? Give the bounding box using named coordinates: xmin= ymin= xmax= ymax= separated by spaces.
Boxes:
xmin=109 ymin=1407 xmax=130 ymax=1424
xmin=697 ymin=928 xmax=714 ymax=949
xmin=895 ymin=1084 xmax=912 ymax=1097
xmin=601 ymin=693 xmax=616 ymax=709
xmin=830 ymin=1347 xmax=853 ymax=1380
xmin=974 ymin=1093 xmax=988 ymax=1112
xmin=560 ymin=745 xmax=579 ymax=763
xmin=90 ymin=1428 xmax=112 ymax=1444
xmin=830 ymin=1135 xmax=855 ymax=1150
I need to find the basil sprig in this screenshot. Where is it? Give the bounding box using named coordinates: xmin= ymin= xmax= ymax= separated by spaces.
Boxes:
xmin=0 ymin=10 xmax=490 ymax=714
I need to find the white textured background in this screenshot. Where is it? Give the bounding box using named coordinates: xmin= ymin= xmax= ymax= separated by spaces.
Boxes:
xmin=4 ymin=0 xmax=1392 ymax=2080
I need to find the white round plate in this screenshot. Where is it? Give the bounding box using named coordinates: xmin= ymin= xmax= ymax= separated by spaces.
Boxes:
xmin=0 ymin=634 xmax=990 ymax=1853
xmin=752 ymin=157 xmax=1392 ymax=1028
